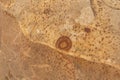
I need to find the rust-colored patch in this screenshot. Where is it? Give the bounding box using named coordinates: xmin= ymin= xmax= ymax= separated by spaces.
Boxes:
xmin=43 ymin=8 xmax=51 ymax=15
xmin=55 ymin=36 xmax=72 ymax=51
xmin=84 ymin=27 xmax=91 ymax=33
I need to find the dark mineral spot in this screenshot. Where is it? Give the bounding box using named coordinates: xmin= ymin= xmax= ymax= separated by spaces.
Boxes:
xmin=55 ymin=36 xmax=72 ymax=51
xmin=43 ymin=8 xmax=51 ymax=15
xmin=5 ymin=76 xmax=9 ymax=80
xmin=84 ymin=27 xmax=91 ymax=33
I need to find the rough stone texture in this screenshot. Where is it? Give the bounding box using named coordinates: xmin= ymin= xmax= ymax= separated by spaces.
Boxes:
xmin=0 ymin=0 xmax=120 ymax=80
xmin=1 ymin=0 xmax=120 ymax=69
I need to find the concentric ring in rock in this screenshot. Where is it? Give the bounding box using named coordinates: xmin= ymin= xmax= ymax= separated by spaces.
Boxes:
xmin=55 ymin=36 xmax=72 ymax=51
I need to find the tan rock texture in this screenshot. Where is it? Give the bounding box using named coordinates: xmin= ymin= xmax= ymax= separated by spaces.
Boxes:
xmin=0 ymin=0 xmax=120 ymax=80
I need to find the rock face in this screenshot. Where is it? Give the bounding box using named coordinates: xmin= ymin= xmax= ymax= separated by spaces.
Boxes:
xmin=0 ymin=0 xmax=120 ymax=80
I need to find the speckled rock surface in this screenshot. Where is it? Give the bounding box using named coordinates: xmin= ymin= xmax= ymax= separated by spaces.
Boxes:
xmin=0 ymin=0 xmax=120 ymax=80
xmin=1 ymin=0 xmax=120 ymax=69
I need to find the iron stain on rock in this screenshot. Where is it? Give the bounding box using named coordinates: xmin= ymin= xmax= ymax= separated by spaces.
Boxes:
xmin=55 ymin=36 xmax=72 ymax=51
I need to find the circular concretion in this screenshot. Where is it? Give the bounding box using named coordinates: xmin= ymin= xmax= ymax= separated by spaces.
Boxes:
xmin=55 ymin=36 xmax=72 ymax=51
